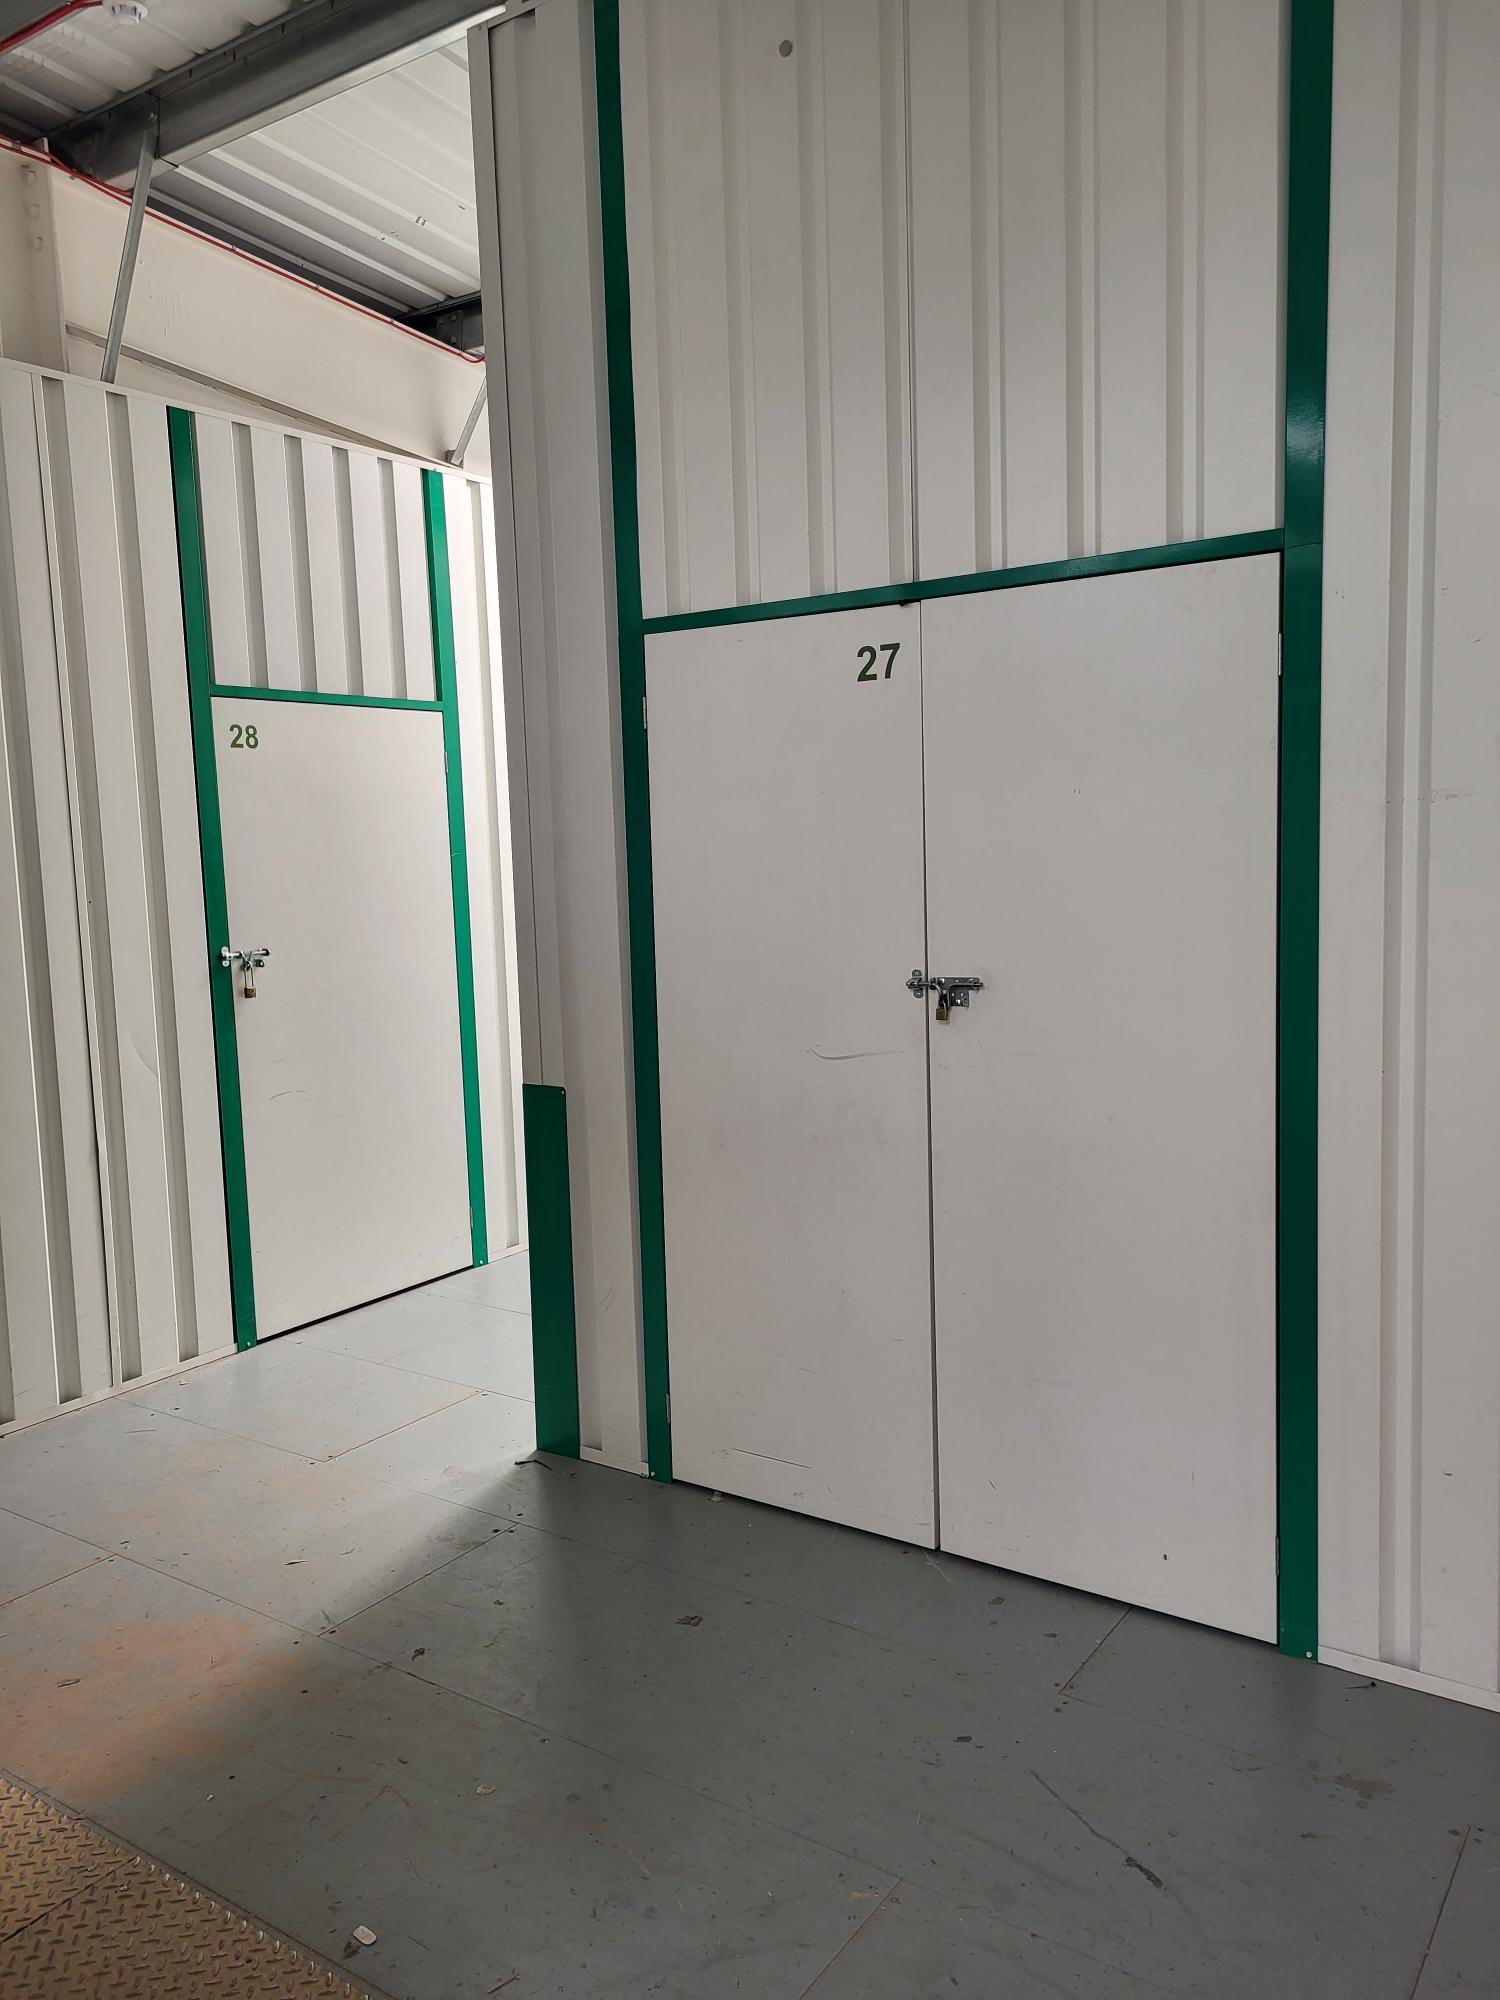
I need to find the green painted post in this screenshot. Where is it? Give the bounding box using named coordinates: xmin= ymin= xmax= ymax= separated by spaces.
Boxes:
xmin=1276 ymin=0 xmax=1335 ymax=1661
xmin=421 ymin=468 xmax=489 ymax=1271
xmin=595 ymin=0 xmax=673 ymax=1480
xmin=523 ymin=1083 xmax=582 ymax=1455
xmin=168 ymin=407 xmax=258 ymax=1351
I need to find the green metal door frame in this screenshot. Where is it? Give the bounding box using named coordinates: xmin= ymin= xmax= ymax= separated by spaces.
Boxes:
xmin=587 ymin=0 xmax=1332 ymax=1655
xmin=168 ymin=407 xmax=489 ymax=1351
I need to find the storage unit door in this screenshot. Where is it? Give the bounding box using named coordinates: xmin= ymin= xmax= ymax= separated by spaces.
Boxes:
xmin=923 ymin=557 xmax=1280 ymax=1637
xmin=215 ymin=699 xmax=471 ymax=1336
xmin=647 ymin=608 xmax=935 ymax=1543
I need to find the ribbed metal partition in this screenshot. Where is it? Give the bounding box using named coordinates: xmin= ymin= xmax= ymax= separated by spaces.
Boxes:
xmin=619 ymin=0 xmax=1285 ymax=618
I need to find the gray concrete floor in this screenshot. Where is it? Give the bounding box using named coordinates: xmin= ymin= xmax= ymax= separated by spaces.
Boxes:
xmin=0 ymin=1255 xmax=1496 ymax=1999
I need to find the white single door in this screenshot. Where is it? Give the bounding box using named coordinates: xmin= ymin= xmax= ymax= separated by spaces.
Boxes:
xmin=924 ymin=558 xmax=1280 ymax=1638
xmin=648 ymin=608 xmax=935 ymax=1544
xmin=215 ymin=699 xmax=471 ymax=1337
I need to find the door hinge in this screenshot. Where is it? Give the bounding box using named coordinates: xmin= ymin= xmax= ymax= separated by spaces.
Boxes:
xmin=641 ymin=692 xmax=648 ymax=732
xmin=1277 ymin=635 xmax=1283 ymax=677
xmin=665 ymin=1392 xmax=671 ymax=1424
xmin=1275 ymin=1534 xmax=1281 ymax=1574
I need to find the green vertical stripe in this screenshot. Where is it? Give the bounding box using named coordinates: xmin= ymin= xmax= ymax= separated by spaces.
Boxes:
xmin=421 ymin=468 xmax=488 ymax=1270
xmin=524 ymin=1083 xmax=581 ymax=1455
xmin=168 ymin=406 xmax=257 ymax=1351
xmin=1277 ymin=0 xmax=1334 ymax=1660
xmin=594 ymin=0 xmax=672 ymax=1480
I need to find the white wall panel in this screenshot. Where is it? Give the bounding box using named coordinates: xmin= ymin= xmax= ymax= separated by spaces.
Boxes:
xmin=0 ymin=362 xmax=234 ymax=1430
xmin=475 ymin=1 xmax=646 ymax=1468
xmin=908 ymin=0 xmax=1282 ymax=575
xmin=620 ymin=0 xmax=912 ymax=616
xmin=198 ymin=418 xmax=446 ymax=706
xmin=619 ymin=0 xmax=1281 ymax=613
xmin=1321 ymin=0 xmax=1500 ymax=1711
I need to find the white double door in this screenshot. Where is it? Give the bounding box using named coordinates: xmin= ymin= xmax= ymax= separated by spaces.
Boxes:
xmin=649 ymin=556 xmax=1280 ymax=1639
xmin=215 ymin=699 xmax=472 ymax=1339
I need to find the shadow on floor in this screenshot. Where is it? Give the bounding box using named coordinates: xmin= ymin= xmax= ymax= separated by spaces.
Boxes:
xmin=0 ymin=1255 xmax=1496 ymax=1998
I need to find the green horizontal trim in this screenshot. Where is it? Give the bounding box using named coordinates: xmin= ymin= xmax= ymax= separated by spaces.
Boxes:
xmin=210 ymin=684 xmax=443 ymax=712
xmin=641 ymin=528 xmax=1285 ymax=637
xmin=524 ymin=1083 xmax=581 ymax=1457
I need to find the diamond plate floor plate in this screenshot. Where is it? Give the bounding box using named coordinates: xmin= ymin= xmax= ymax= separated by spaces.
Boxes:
xmin=0 ymin=1770 xmax=384 ymax=1999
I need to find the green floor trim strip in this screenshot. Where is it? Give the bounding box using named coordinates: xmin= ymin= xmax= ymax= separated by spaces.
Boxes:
xmin=641 ymin=527 xmax=1286 ymax=637
xmin=1276 ymin=0 xmax=1334 ymax=1661
xmin=595 ymin=0 xmax=672 ymax=1481
xmin=209 ymin=684 xmax=442 ymax=712
xmin=524 ymin=1083 xmax=581 ymax=1456
xmin=168 ymin=407 xmax=258 ymax=1351
xmin=422 ymin=468 xmax=488 ymax=1270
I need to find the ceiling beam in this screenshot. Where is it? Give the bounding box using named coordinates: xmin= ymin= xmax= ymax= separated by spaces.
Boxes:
xmin=401 ymin=290 xmax=483 ymax=355
xmin=46 ymin=0 xmax=508 ymax=184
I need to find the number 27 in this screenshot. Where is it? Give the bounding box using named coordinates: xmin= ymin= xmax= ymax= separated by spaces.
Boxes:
xmin=856 ymin=642 xmax=900 ymax=682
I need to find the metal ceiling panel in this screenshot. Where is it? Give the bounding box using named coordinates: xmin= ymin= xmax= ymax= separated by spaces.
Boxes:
xmin=0 ymin=1 xmax=293 ymax=129
xmin=0 ymin=4 xmax=480 ymax=314
xmin=152 ymin=43 xmax=478 ymax=309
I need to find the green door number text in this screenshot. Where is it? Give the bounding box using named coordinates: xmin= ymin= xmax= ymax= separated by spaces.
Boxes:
xmin=228 ymin=723 xmax=260 ymax=749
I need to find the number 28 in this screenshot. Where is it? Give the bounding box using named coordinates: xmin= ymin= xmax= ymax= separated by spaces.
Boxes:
xmin=228 ymin=722 xmax=259 ymax=749
xmin=856 ymin=642 xmax=900 ymax=682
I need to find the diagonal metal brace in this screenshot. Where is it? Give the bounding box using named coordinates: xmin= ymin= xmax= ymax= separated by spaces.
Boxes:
xmin=100 ymin=112 xmax=157 ymax=385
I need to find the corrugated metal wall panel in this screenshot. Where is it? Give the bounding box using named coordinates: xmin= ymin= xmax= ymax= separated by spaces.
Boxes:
xmin=619 ymin=0 xmax=1283 ymax=617
xmin=620 ymin=0 xmax=912 ymax=617
xmin=0 ymin=365 xmax=234 ymax=1430
xmin=0 ymin=365 xmax=111 ymax=1424
xmin=1321 ymin=0 xmax=1500 ymax=1711
xmin=196 ymin=414 xmax=439 ymax=702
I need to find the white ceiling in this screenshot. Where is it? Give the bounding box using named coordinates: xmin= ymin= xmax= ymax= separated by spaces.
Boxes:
xmin=0 ymin=1 xmax=481 ymax=316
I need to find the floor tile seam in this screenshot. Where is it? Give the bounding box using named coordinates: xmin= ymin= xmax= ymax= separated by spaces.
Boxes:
xmin=426 ymin=1289 xmax=533 ymax=1322
xmin=306 ymin=1638 xmax=1080 ymax=1935
xmin=1408 ymin=1823 xmax=1473 ymax=2000
xmin=291 ymin=1330 xmax=537 ymax=1400
xmin=792 ymin=1876 xmax=903 ymax=1997
xmin=331 ymin=1472 xmax=1104 ymax=1701
xmin=1056 ymin=1683 xmax=1487 ymax=1836
xmin=0 ymin=1554 xmax=111 ymax=1612
xmin=0 ymin=1528 xmax=511 ymax=1666
xmin=100 ymin=1395 xmax=336 ymax=1464
xmin=306 ymin=1640 xmax=1193 ymax=1995
xmin=0 ymin=1467 xmax=551 ymax=1633
xmin=327 ymin=1599 xmax=1479 ymax=1924
xmin=1059 ymin=1606 xmax=1131 ymax=1691
xmin=313 ymin=1387 xmax=488 ymax=1463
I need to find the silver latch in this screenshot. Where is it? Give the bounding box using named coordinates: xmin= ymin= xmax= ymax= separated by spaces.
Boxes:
xmin=220 ymin=944 xmax=271 ymax=999
xmin=930 ymin=974 xmax=984 ymax=1022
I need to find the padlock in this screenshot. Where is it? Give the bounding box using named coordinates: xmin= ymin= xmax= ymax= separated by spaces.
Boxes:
xmin=243 ymin=963 xmax=257 ymax=999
